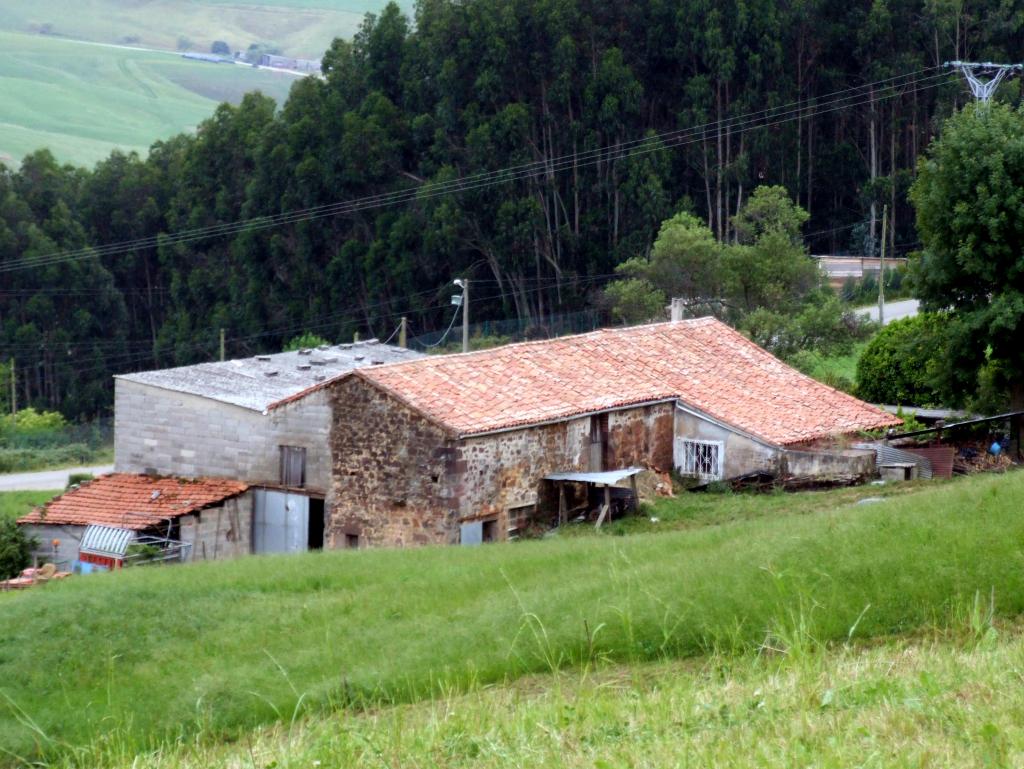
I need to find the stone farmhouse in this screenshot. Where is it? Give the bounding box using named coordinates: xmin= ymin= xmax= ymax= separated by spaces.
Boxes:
xmin=326 ymin=318 xmax=901 ymax=547
xmin=19 ymin=320 xmax=900 ymax=561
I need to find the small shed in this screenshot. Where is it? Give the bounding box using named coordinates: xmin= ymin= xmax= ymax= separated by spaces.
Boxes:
xmin=544 ymin=467 xmax=644 ymax=528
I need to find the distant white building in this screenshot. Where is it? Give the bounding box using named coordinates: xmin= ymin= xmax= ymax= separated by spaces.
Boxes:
xmin=813 ymin=255 xmax=909 ymax=290
xmin=258 ymin=54 xmax=322 ymax=73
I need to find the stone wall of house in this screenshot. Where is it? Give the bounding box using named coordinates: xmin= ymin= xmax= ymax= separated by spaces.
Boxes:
xmin=178 ymin=494 xmax=253 ymax=561
xmin=673 ymin=405 xmax=780 ymax=479
xmin=328 ymin=383 xmax=677 ymax=547
xmin=607 ymin=403 xmax=676 ymax=470
xmin=115 ymin=380 xmax=332 ymax=492
xmin=451 ymin=402 xmax=676 ymax=538
xmin=327 ymin=378 xmax=456 ymax=548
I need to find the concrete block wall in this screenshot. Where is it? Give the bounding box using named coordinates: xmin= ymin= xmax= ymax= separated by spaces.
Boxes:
xmin=115 ymin=380 xmax=332 ymax=491
xmin=20 ymin=524 xmax=84 ymax=571
xmin=179 ymin=494 xmax=253 ymax=560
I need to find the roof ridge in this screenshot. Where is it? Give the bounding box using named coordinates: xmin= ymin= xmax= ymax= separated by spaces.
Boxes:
xmin=361 ymin=317 xmax=718 ymax=375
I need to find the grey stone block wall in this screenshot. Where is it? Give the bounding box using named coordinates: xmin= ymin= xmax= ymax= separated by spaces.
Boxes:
xmin=115 ymin=380 xmax=332 ymax=491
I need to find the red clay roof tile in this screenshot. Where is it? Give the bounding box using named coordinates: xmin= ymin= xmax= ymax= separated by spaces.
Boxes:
xmin=357 ymin=318 xmax=901 ymax=445
xmin=18 ymin=474 xmax=249 ymax=529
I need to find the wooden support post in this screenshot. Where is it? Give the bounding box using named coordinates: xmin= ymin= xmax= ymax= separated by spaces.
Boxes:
xmin=629 ymin=474 xmax=639 ymax=514
xmin=558 ymin=484 xmax=567 ymax=526
xmin=595 ymin=485 xmax=612 ymax=528
xmin=399 ymin=316 xmax=408 ymax=348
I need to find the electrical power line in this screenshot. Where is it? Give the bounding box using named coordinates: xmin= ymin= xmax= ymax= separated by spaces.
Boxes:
xmin=0 ymin=67 xmax=953 ymax=275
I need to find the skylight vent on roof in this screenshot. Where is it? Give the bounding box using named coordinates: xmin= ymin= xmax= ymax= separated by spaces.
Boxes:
xmin=264 ymin=370 xmax=279 ymax=377
xmin=339 ymin=344 xmax=353 ymax=349
xmin=354 ymin=355 xmax=364 ymax=361
xmin=297 ymin=364 xmax=311 ymax=371
xmin=257 ymin=355 xmax=271 ymax=361
xmin=298 ymin=349 xmax=312 ymax=356
xmin=371 ymin=359 xmax=384 ymax=365
xmin=310 ymin=359 xmax=326 ymax=366
xmin=317 ymin=345 xmax=330 ymax=351
xmin=314 ymin=374 xmax=326 ymax=381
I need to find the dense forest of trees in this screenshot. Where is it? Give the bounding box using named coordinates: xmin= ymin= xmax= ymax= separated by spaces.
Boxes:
xmin=1 ymin=0 xmax=1022 ymax=419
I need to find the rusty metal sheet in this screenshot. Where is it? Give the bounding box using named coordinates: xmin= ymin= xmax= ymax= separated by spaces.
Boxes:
xmin=904 ymin=447 xmax=956 ymax=479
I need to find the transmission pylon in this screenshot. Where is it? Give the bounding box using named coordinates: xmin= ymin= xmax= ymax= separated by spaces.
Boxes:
xmin=945 ymin=61 xmax=1023 ymax=104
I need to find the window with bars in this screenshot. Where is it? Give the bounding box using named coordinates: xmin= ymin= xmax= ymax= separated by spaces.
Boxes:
xmin=676 ymin=439 xmax=723 ymax=481
xmin=279 ymin=445 xmax=307 ymax=488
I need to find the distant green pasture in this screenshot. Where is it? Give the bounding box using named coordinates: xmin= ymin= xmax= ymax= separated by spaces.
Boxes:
xmin=0 ymin=1 xmax=413 ymax=59
xmin=0 ymin=31 xmax=298 ymax=166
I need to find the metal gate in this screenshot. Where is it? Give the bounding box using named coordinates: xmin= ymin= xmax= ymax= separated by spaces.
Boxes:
xmin=252 ymin=489 xmax=309 ymax=554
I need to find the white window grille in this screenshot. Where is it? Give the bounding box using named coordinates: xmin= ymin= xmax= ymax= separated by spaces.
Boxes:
xmin=676 ymin=439 xmax=723 ymax=481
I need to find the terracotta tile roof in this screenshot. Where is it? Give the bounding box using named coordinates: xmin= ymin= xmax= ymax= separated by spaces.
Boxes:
xmin=357 ymin=318 xmax=901 ymax=446
xmin=18 ymin=474 xmax=249 ymax=530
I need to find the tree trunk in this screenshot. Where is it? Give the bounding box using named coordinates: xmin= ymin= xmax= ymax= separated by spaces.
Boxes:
xmin=869 ymin=86 xmax=877 ymax=255
xmin=1010 ymin=382 xmax=1024 ymax=459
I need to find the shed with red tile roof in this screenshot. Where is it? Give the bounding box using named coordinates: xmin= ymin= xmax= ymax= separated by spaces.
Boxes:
xmin=18 ymin=474 xmax=253 ymax=565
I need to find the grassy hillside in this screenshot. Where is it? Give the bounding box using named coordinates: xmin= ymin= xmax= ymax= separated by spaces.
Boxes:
xmin=0 ymin=1 xmax=413 ymax=58
xmin=0 ymin=31 xmax=297 ymax=166
xmin=1 ymin=471 xmax=1022 ymax=762
xmin=90 ymin=620 xmax=1024 ymax=767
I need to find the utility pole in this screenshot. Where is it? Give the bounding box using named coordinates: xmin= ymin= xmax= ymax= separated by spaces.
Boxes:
xmin=461 ymin=278 xmax=469 ymax=353
xmin=878 ymin=204 xmax=888 ymax=326
xmin=9 ymin=357 xmax=15 ymax=419
xmin=398 ymin=316 xmax=407 ymax=348
xmin=219 ymin=328 xmax=226 ymax=362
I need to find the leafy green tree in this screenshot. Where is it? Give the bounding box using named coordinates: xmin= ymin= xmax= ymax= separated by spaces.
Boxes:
xmin=910 ymin=102 xmax=1024 ymax=431
xmin=0 ymin=519 xmax=34 ymax=580
xmin=605 ymin=211 xmax=722 ymax=322
xmin=855 ymin=314 xmax=946 ymax=406
xmin=723 ymin=187 xmax=820 ymax=315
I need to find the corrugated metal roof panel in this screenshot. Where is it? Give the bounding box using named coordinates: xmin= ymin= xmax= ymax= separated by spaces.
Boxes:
xmin=80 ymin=525 xmax=135 ymax=559
xmin=855 ymin=443 xmax=933 ymax=480
xmin=545 ymin=467 xmax=645 ymax=484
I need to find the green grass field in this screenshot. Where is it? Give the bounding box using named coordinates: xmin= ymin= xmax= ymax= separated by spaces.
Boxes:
xmin=0 ymin=30 xmax=301 ymax=166
xmin=92 ymin=620 xmax=1024 ymax=768
xmin=0 ymin=490 xmax=57 ymax=522
xmin=0 ymin=1 xmax=412 ymax=59
xmin=1 ymin=471 xmax=1023 ymax=763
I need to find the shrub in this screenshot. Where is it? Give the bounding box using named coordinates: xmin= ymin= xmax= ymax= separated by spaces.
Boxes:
xmin=855 ymin=313 xmax=946 ymax=406
xmin=67 ymin=473 xmax=94 ymax=488
xmin=284 ymin=332 xmax=332 ymax=351
xmin=0 ymin=518 xmax=35 ymax=579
